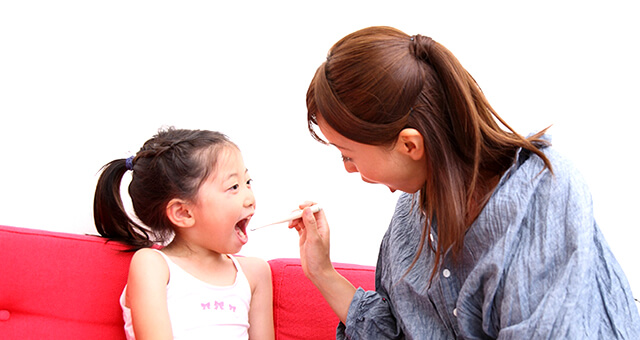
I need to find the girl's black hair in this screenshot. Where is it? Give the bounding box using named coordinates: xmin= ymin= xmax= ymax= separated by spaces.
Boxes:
xmin=93 ymin=127 xmax=236 ymax=250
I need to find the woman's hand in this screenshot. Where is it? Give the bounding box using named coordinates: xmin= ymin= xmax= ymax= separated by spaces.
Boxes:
xmin=289 ymin=202 xmax=356 ymax=323
xmin=289 ymin=202 xmax=333 ymax=281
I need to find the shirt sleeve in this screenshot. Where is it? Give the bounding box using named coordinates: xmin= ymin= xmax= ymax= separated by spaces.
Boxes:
xmin=336 ymin=287 xmax=403 ymax=340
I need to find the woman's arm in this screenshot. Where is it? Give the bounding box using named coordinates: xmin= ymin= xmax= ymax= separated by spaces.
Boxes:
xmin=126 ymin=248 xmax=173 ymax=340
xmin=241 ymin=257 xmax=275 ymax=340
xmin=291 ymin=205 xmax=356 ymax=323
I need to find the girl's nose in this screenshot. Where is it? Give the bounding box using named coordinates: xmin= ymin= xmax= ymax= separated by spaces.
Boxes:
xmin=244 ymin=189 xmax=256 ymax=208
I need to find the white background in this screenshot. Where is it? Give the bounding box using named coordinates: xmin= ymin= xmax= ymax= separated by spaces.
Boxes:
xmin=1 ymin=1 xmax=638 ymax=299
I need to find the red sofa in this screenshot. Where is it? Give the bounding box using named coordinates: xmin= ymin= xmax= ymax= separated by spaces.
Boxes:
xmin=0 ymin=225 xmax=375 ymax=339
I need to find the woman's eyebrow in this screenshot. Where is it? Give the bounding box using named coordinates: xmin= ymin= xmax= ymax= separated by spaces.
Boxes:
xmin=329 ymin=143 xmax=352 ymax=151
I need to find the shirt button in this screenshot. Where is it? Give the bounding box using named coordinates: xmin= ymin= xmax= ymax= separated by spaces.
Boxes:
xmin=453 ymin=308 xmax=458 ymax=317
xmin=442 ymin=269 xmax=451 ymax=278
xmin=429 ymin=233 xmax=434 ymax=242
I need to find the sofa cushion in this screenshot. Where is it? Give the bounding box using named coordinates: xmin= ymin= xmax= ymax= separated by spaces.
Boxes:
xmin=269 ymin=258 xmax=375 ymax=339
xmin=0 ymin=225 xmax=132 ymax=339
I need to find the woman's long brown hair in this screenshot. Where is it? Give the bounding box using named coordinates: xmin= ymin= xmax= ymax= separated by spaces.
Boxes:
xmin=307 ymin=26 xmax=552 ymax=281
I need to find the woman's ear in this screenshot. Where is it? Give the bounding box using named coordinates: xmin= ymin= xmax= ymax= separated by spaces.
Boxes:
xmin=166 ymin=198 xmax=195 ymax=228
xmin=396 ymin=128 xmax=425 ymax=161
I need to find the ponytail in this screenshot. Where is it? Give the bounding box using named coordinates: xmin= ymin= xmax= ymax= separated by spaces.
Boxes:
xmin=410 ymin=33 xmax=552 ymax=174
xmin=93 ymin=157 xmax=153 ymax=250
xmin=409 ymin=32 xmax=553 ymax=281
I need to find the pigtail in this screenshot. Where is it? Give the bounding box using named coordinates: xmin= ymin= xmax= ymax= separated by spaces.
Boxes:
xmin=93 ymin=158 xmax=153 ymax=250
xmin=93 ymin=128 xmax=237 ymax=251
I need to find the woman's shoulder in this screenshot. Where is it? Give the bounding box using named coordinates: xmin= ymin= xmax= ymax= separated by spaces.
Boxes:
xmin=533 ymin=145 xmax=591 ymax=191
xmin=506 ymin=142 xmax=586 ymax=189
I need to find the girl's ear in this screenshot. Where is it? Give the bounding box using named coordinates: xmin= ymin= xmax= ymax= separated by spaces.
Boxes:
xmin=396 ymin=128 xmax=425 ymax=161
xmin=166 ymin=198 xmax=195 ymax=228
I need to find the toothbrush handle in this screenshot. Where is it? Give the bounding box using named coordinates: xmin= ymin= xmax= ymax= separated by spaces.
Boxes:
xmin=250 ymin=205 xmax=322 ymax=231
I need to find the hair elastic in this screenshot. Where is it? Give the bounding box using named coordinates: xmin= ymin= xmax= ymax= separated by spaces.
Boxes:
xmin=125 ymin=156 xmax=134 ymax=171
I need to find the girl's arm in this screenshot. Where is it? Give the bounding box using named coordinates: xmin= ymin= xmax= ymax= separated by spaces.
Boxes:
xmin=241 ymin=256 xmax=275 ymax=340
xmin=126 ymin=248 xmax=173 ymax=340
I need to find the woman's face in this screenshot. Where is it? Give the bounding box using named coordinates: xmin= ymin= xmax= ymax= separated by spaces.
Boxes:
xmin=317 ymin=118 xmax=427 ymax=194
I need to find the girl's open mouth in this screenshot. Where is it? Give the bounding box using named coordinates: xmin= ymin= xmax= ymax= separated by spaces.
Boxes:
xmin=235 ymin=217 xmax=250 ymax=244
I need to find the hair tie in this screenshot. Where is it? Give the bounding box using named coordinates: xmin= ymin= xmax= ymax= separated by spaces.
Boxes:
xmin=125 ymin=156 xmax=134 ymax=171
xmin=410 ymin=34 xmax=433 ymax=62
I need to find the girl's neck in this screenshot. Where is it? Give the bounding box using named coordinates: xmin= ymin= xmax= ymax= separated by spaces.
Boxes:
xmin=162 ymin=236 xmax=226 ymax=264
xmin=161 ymin=237 xmax=238 ymax=286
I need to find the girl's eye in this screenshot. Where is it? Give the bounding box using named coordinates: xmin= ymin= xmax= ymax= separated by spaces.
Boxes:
xmin=341 ymin=155 xmax=352 ymax=162
xmin=229 ymin=184 xmax=239 ymax=191
xmin=246 ymin=179 xmax=253 ymax=186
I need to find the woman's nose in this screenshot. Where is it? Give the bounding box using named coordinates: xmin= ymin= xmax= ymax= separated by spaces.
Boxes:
xmin=344 ymin=161 xmax=358 ymax=173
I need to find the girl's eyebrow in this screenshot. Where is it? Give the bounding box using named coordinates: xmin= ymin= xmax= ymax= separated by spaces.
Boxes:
xmin=224 ymin=168 xmax=249 ymax=181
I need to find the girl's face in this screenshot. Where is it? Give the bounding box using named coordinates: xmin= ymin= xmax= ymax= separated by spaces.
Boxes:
xmin=317 ymin=118 xmax=427 ymax=194
xmin=189 ymin=147 xmax=255 ymax=254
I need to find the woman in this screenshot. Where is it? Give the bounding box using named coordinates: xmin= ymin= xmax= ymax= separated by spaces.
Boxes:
xmin=290 ymin=26 xmax=639 ymax=339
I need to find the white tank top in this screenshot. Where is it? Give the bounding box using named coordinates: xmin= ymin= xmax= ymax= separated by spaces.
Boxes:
xmin=120 ymin=250 xmax=252 ymax=339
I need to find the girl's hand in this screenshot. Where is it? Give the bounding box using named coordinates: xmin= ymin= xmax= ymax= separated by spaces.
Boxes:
xmin=289 ymin=202 xmax=333 ymax=281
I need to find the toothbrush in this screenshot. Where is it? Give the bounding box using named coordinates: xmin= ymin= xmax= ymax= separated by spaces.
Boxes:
xmin=250 ymin=205 xmax=323 ymax=231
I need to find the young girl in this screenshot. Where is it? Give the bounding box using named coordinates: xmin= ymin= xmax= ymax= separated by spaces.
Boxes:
xmin=292 ymin=26 xmax=640 ymax=338
xmin=94 ymin=128 xmax=274 ymax=340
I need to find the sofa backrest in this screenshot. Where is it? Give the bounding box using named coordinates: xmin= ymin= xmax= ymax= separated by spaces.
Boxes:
xmin=269 ymin=258 xmax=376 ymax=339
xmin=0 ymin=225 xmax=377 ymax=339
xmin=0 ymin=225 xmax=132 ymax=339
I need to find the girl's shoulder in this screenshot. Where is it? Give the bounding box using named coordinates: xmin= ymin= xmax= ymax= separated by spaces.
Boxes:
xmin=131 ymin=247 xmax=166 ymax=263
xmin=235 ymin=256 xmax=271 ymax=283
xmin=128 ymin=248 xmax=170 ymax=282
